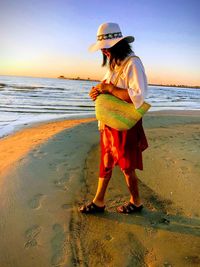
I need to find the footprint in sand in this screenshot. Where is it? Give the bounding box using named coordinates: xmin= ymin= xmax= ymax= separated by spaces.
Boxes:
xmin=139 ymin=182 xmax=174 ymax=214
xmin=54 ymin=177 xmax=69 ymax=191
xmin=56 ymin=163 xmax=69 ymax=173
xmin=24 ymin=225 xmax=41 ymax=248
xmin=32 ymin=150 xmax=47 ymax=159
xmin=28 ymin=193 xmax=45 ymax=209
xmin=126 ymin=232 xmax=148 ymax=266
xmin=178 ymin=166 xmax=190 ymax=177
xmin=104 ymin=234 xmax=113 ymax=241
xmin=165 ymin=157 xmax=175 ymax=168
xmin=51 ymin=224 xmax=69 ymax=266
xmin=185 ymin=255 xmax=200 ymax=265
xmin=163 ymin=262 xmax=173 ymax=267
xmin=61 ymin=203 xmax=71 ymax=210
xmin=179 ymin=166 xmax=189 ymax=171
xmin=194 ymin=162 xmax=200 ymax=168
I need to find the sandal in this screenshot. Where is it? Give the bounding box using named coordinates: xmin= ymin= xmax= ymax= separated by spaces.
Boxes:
xmin=79 ymin=202 xmax=105 ymax=214
xmin=117 ymin=202 xmax=143 ymax=214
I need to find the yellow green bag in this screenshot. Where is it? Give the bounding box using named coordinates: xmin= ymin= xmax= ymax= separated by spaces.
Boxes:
xmin=95 ymin=94 xmax=151 ymax=131
xmin=95 ymin=56 xmax=151 ymax=130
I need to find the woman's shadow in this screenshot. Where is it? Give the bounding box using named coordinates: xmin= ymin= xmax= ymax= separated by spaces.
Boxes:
xmin=84 ymin=177 xmax=200 ymax=237
xmin=93 ymin=207 xmax=200 ymax=237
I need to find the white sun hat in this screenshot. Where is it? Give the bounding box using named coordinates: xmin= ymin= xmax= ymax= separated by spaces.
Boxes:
xmin=89 ymin=22 xmax=134 ymax=52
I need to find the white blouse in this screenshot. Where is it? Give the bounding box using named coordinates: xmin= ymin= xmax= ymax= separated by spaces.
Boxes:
xmin=102 ymin=53 xmax=148 ymax=109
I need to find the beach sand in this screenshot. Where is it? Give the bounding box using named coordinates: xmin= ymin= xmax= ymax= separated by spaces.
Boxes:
xmin=0 ymin=112 xmax=200 ymax=267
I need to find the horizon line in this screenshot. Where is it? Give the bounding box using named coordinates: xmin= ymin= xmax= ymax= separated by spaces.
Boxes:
xmin=0 ymin=74 xmax=199 ymax=88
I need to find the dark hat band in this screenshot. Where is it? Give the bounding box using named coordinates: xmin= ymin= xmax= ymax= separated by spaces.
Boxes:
xmin=97 ymin=32 xmax=122 ymax=41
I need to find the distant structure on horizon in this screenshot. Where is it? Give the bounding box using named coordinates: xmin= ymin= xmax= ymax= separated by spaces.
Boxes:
xmin=58 ymin=75 xmax=100 ymax=82
xmin=149 ymin=83 xmax=200 ymax=89
xmin=57 ymin=76 xmax=199 ymax=89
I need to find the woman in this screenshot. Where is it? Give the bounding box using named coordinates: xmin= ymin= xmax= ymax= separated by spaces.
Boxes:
xmin=80 ymin=22 xmax=148 ymax=214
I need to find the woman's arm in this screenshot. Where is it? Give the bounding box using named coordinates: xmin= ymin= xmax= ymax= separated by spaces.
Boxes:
xmin=92 ymin=83 xmax=132 ymax=102
xmin=89 ymin=58 xmax=147 ymax=104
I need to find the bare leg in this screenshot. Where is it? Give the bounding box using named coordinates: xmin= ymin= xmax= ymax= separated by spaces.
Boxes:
xmin=123 ymin=169 xmax=142 ymax=206
xmin=92 ymin=177 xmax=110 ymax=207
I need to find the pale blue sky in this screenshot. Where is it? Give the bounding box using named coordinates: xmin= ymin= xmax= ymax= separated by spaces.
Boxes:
xmin=0 ymin=0 xmax=199 ymax=85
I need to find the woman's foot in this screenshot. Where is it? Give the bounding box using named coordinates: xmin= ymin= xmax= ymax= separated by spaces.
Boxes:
xmin=79 ymin=202 xmax=105 ymax=214
xmin=117 ymin=202 xmax=143 ymax=214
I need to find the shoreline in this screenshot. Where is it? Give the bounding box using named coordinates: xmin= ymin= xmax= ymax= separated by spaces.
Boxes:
xmin=0 ymin=113 xmax=95 ymax=139
xmin=0 ymin=117 xmax=95 ymax=176
xmin=1 ymin=109 xmax=199 ymax=140
xmin=0 ymin=111 xmax=200 ymax=266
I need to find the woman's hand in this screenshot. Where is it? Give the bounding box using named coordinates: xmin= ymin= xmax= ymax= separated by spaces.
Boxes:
xmin=89 ymin=86 xmax=100 ymax=101
xmin=95 ymin=83 xmax=114 ymax=94
xmin=89 ymin=83 xmax=114 ymax=101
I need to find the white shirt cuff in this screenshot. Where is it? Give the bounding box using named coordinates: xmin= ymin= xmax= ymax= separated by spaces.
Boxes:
xmin=128 ymin=88 xmax=144 ymax=109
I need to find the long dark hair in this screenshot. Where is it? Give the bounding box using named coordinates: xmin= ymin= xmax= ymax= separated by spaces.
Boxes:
xmin=102 ymin=39 xmax=133 ymax=70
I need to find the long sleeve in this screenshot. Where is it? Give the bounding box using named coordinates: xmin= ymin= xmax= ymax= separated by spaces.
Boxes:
xmin=126 ymin=57 xmax=148 ymax=109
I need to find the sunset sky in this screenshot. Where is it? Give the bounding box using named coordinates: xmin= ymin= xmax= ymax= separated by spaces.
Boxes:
xmin=0 ymin=0 xmax=199 ymax=86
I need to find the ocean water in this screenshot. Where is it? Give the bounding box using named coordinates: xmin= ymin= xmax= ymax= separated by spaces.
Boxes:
xmin=0 ymin=75 xmax=200 ymax=138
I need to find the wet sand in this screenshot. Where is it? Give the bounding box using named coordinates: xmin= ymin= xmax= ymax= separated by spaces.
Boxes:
xmin=0 ymin=112 xmax=200 ymax=266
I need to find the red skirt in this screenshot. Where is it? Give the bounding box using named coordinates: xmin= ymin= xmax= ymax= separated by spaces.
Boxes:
xmin=99 ymin=119 xmax=148 ymax=178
